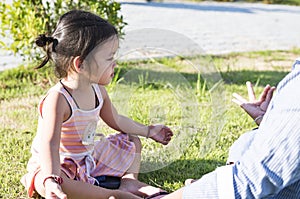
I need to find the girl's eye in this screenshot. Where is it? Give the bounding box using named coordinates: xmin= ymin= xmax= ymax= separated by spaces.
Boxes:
xmin=107 ymin=51 xmax=118 ymax=61
xmin=113 ymin=53 xmax=118 ymax=60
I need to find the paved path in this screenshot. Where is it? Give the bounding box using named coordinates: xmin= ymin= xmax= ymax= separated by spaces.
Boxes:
xmin=2 ymin=0 xmax=300 ymax=70
xmin=118 ymin=0 xmax=300 ymax=55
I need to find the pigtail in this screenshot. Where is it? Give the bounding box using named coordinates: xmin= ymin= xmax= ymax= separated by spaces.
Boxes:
xmin=35 ymin=34 xmax=58 ymax=69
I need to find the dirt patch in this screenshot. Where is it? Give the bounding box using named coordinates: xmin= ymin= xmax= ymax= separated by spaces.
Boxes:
xmin=213 ymin=51 xmax=300 ymax=72
xmin=0 ymin=96 xmax=40 ymax=131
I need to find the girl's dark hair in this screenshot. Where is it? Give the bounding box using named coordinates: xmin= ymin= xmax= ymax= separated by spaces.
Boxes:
xmin=35 ymin=10 xmax=118 ymax=78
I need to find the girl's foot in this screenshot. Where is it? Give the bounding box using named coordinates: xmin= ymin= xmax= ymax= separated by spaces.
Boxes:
xmin=145 ymin=191 xmax=169 ymax=199
xmin=185 ymin=179 xmax=196 ymax=186
xmin=119 ymin=177 xmax=166 ymax=197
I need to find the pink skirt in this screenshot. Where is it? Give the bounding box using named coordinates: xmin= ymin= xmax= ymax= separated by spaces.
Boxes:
xmin=21 ymin=133 xmax=136 ymax=197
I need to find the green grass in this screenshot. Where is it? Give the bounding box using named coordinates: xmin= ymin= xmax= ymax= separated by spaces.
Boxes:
xmin=0 ymin=48 xmax=298 ymax=198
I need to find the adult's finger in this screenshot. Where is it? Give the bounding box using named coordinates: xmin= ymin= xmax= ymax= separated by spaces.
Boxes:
xmin=258 ymin=84 xmax=271 ymax=102
xmin=246 ymin=81 xmax=256 ymax=101
xmin=265 ymin=86 xmax=276 ymax=103
xmin=232 ymin=93 xmax=247 ymax=105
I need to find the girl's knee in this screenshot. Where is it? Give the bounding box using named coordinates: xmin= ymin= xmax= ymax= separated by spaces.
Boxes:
xmin=129 ymin=135 xmax=142 ymax=152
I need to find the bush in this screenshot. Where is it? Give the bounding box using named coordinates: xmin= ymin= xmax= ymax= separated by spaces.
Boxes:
xmin=0 ymin=0 xmax=126 ymax=62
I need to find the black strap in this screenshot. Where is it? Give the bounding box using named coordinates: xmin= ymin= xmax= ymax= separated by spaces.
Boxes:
xmin=59 ymin=80 xmax=99 ymax=109
xmin=59 ymin=80 xmax=80 ymax=108
xmin=91 ymin=85 xmax=100 ymax=107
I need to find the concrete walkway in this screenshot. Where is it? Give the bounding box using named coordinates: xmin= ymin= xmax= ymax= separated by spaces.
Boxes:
xmin=118 ymin=0 xmax=300 ymax=55
xmin=2 ymin=0 xmax=300 ymax=70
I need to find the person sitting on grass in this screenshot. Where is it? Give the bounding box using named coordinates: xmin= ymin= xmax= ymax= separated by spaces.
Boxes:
xmin=162 ymin=59 xmax=300 ymax=199
xmin=21 ymin=10 xmax=173 ymax=199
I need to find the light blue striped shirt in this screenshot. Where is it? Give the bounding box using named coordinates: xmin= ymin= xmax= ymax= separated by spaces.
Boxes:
xmin=183 ymin=59 xmax=300 ymax=199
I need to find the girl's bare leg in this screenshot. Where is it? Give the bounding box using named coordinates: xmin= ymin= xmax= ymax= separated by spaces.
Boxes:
xmin=119 ymin=135 xmax=166 ymax=197
xmin=34 ymin=171 xmax=141 ymax=199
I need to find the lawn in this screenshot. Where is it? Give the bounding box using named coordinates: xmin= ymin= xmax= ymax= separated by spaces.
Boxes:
xmin=0 ymin=48 xmax=299 ymax=198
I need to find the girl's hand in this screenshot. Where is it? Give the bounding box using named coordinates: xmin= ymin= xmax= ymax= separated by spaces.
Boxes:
xmin=232 ymin=81 xmax=276 ymax=125
xmin=148 ymin=125 xmax=173 ymax=145
xmin=44 ymin=179 xmax=67 ymax=199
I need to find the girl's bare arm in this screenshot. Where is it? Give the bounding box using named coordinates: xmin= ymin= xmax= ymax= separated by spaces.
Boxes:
xmin=98 ymin=86 xmax=173 ymax=144
xmin=38 ymin=91 xmax=69 ymax=198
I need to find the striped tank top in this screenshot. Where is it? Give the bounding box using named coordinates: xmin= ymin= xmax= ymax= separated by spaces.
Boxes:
xmin=29 ymin=82 xmax=136 ymax=185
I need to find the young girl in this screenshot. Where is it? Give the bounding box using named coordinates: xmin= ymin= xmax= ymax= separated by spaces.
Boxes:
xmin=21 ymin=10 xmax=173 ymax=199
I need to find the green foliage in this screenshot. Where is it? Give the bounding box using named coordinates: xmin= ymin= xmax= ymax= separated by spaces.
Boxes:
xmin=0 ymin=64 xmax=56 ymax=100
xmin=0 ymin=0 xmax=126 ymax=61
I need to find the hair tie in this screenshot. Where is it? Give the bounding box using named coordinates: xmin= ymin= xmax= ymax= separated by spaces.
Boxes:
xmin=35 ymin=34 xmax=56 ymax=47
xmin=35 ymin=34 xmax=58 ymax=69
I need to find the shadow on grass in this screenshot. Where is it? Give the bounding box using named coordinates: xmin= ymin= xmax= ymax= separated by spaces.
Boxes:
xmin=0 ymin=63 xmax=290 ymax=101
xmin=138 ymin=158 xmax=224 ymax=192
xmin=115 ymin=66 xmax=289 ymax=89
xmin=221 ymin=70 xmax=289 ymax=86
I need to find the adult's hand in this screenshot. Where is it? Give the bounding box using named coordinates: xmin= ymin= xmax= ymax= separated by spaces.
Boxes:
xmin=232 ymin=81 xmax=275 ymax=125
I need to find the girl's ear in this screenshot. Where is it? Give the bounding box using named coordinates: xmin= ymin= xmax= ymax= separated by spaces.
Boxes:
xmin=73 ymin=56 xmax=83 ymax=72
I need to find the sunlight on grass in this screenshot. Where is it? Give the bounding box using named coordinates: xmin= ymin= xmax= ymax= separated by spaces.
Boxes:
xmin=0 ymin=48 xmax=297 ymax=198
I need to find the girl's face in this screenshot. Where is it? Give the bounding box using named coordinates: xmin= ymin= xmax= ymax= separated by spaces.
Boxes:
xmin=83 ymin=36 xmax=119 ymax=85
